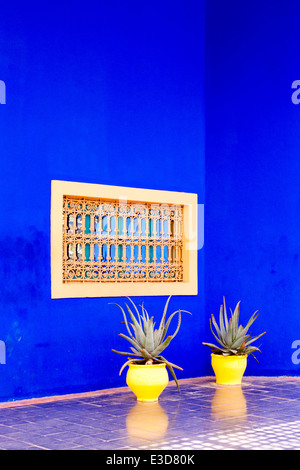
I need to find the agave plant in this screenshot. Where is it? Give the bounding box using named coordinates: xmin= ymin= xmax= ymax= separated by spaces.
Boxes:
xmin=110 ymin=296 xmax=191 ymax=391
xmin=202 ymin=297 xmax=266 ymax=361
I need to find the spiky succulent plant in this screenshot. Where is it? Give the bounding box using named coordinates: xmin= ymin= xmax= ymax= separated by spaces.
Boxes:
xmin=203 ymin=297 xmax=266 ymax=361
xmin=110 ymin=296 xmax=191 ymax=391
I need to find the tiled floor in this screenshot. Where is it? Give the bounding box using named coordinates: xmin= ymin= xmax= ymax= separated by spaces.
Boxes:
xmin=0 ymin=376 xmax=299 ymax=449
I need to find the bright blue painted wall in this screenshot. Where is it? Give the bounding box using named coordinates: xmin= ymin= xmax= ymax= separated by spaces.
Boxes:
xmin=205 ymin=0 xmax=300 ymax=375
xmin=0 ymin=2 xmax=205 ymax=400
xmin=1 ymin=0 xmax=299 ymax=403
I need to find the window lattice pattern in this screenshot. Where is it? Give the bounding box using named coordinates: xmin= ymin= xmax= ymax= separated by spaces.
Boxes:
xmin=62 ymin=196 xmax=184 ymax=282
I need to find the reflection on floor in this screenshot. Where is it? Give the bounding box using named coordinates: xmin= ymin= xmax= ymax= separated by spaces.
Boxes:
xmin=0 ymin=377 xmax=299 ymax=449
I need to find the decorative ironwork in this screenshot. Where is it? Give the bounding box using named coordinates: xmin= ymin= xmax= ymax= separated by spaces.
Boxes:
xmin=62 ymin=196 xmax=184 ymax=282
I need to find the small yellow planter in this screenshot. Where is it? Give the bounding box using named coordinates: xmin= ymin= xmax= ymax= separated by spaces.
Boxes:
xmin=211 ymin=353 xmax=247 ymax=385
xmin=126 ymin=363 xmax=169 ymax=402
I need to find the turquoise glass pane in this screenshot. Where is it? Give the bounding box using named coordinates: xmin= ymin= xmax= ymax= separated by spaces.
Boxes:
xmin=149 ymin=219 xmax=153 ymax=237
xmin=118 ymin=217 xmax=123 ymax=236
xmin=85 ymin=214 xmax=91 ymax=234
xmin=85 ymin=243 xmax=90 ymax=260
xmin=118 ymin=244 xmax=123 ymax=262
xmin=149 ymin=245 xmax=153 ymax=262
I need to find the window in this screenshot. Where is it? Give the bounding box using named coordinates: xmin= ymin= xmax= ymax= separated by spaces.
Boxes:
xmin=63 ymin=196 xmax=184 ymax=283
xmin=51 ymin=180 xmax=197 ymax=298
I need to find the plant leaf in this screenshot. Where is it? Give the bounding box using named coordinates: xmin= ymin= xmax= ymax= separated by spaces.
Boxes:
xmin=249 ymin=352 xmax=259 ymax=363
xmin=156 ymin=355 xmax=183 ymax=371
xmin=219 ymin=304 xmax=225 ymax=342
xmin=151 ymin=335 xmax=173 ymax=357
xmin=119 ymin=358 xmax=144 ymax=376
xmin=109 ymin=303 xmax=135 ymax=340
xmin=154 ymin=296 xmax=172 ymax=347
xmin=126 ymin=297 xmax=142 ymax=327
xmin=223 ymin=297 xmax=229 ymax=329
xmin=119 ymin=333 xmax=142 ymax=352
xmin=244 ymin=331 xmax=266 ymax=347
xmin=163 ymin=309 xmax=182 ymax=343
xmin=125 ymin=303 xmax=146 ymax=347
xmin=209 ymin=318 xmax=226 ymax=348
xmin=142 ymin=305 xmax=150 ymax=322
xmin=211 ymin=313 xmax=222 ymax=341
xmin=231 ymin=301 xmax=240 ymax=339
xmin=140 ymin=348 xmax=153 ymax=360
xmin=145 ymin=317 xmax=155 ymax=352
xmin=111 ymin=349 xmax=141 ymax=357
xmin=231 ymin=334 xmax=250 ymax=350
xmin=162 ymin=309 xmax=191 ymax=342
xmin=202 ymin=342 xmax=229 ymax=354
xmin=157 ymin=355 xmax=181 ymax=392
xmin=129 ymin=346 xmax=142 ymax=355
xmin=225 ymin=318 xmax=233 ymax=346
xmin=243 ymin=310 xmax=259 ymax=335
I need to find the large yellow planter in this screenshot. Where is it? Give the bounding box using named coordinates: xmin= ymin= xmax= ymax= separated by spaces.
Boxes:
xmin=211 ymin=353 xmax=247 ymax=385
xmin=126 ymin=363 xmax=169 ymax=402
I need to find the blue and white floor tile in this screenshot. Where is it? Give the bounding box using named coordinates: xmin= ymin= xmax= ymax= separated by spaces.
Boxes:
xmin=0 ymin=377 xmax=298 ymax=450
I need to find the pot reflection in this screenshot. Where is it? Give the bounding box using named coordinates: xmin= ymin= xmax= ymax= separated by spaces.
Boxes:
xmin=126 ymin=401 xmax=169 ymax=442
xmin=211 ymin=385 xmax=247 ymax=420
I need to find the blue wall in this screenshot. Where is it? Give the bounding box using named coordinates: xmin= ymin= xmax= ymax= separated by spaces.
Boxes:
xmin=1 ymin=0 xmax=299 ymax=403
xmin=205 ymin=0 xmax=300 ymax=375
xmin=0 ymin=2 xmax=205 ymax=401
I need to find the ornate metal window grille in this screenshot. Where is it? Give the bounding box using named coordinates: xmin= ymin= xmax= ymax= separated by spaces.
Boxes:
xmin=62 ymin=196 xmax=184 ymax=282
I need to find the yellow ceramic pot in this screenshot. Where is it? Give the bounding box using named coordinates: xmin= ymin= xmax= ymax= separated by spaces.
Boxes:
xmin=211 ymin=353 xmax=247 ymax=385
xmin=126 ymin=363 xmax=169 ymax=402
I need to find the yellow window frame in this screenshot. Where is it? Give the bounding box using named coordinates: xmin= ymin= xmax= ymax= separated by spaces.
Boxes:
xmin=51 ymin=180 xmax=198 ymax=298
